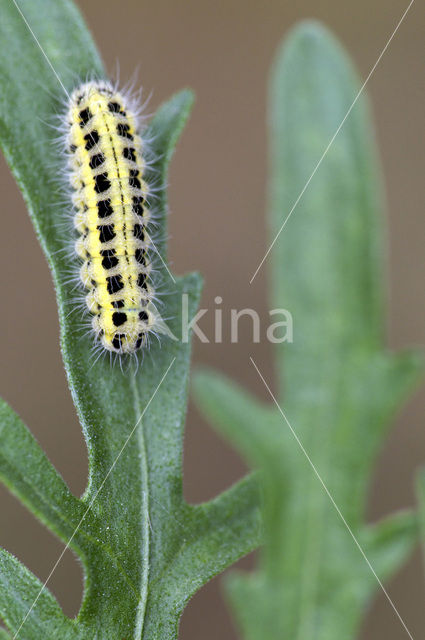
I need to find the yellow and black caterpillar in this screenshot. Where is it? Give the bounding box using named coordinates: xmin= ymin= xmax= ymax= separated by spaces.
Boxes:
xmin=66 ymin=81 xmax=155 ymax=354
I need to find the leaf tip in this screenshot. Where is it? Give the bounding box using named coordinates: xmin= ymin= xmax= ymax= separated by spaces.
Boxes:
xmin=285 ymin=19 xmax=342 ymax=51
xmin=168 ymin=87 xmax=196 ymax=119
xmin=273 ymin=18 xmax=354 ymax=80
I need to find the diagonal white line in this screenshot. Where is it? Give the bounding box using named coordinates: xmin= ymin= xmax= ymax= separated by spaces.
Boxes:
xmin=250 ymin=0 xmax=415 ymax=284
xmin=249 ymin=356 xmax=414 ymax=640
xmin=10 ymin=0 xmax=70 ymax=99
xmin=149 ymin=235 xmax=176 ymax=284
xmin=12 ymin=358 xmax=176 ymax=640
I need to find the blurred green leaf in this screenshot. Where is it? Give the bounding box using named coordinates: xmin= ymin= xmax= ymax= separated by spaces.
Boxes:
xmin=0 ymin=0 xmax=261 ymax=638
xmin=194 ymin=21 xmax=424 ymax=640
xmin=361 ymin=510 xmax=418 ymax=584
xmin=415 ymin=471 xmax=425 ymax=599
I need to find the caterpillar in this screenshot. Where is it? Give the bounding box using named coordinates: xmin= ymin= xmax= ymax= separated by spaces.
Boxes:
xmin=65 ymin=80 xmax=156 ymax=355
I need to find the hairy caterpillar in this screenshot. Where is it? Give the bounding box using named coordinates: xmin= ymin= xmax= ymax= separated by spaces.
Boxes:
xmin=65 ymin=80 xmax=157 ymax=354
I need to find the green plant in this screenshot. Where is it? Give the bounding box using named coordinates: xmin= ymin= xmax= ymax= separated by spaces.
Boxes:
xmin=0 ymin=1 xmax=261 ymax=638
xmin=194 ymin=22 xmax=424 ymax=640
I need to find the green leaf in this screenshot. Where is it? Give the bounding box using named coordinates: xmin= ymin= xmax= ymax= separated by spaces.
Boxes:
xmin=416 ymin=470 xmax=425 ymax=572
xmin=142 ymin=474 xmax=262 ymax=639
xmin=361 ymin=510 xmax=418 ymax=584
xmin=194 ymin=20 xmax=424 ymax=640
xmin=268 ymin=21 xmax=386 ymax=402
xmin=0 ymin=399 xmax=84 ymax=545
xmin=0 ymin=548 xmax=80 ymax=640
xmin=193 ymin=370 xmax=280 ymax=463
xmin=0 ymin=1 xmax=261 ymax=638
xmin=187 ymin=473 xmax=262 ymax=586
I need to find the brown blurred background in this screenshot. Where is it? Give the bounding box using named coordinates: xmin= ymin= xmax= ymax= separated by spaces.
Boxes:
xmin=0 ymin=0 xmax=424 ymax=638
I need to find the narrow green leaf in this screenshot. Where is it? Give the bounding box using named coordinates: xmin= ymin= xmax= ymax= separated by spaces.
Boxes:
xmin=193 ymin=370 xmax=281 ymax=463
xmin=145 ymin=89 xmax=195 ymax=254
xmin=0 ymin=549 xmax=80 ymax=640
xmin=269 ymin=21 xmax=385 ymax=400
xmin=142 ymin=474 xmax=262 ymax=639
xmin=0 ymin=399 xmax=84 ymax=544
xmin=188 ymin=473 xmax=262 ymax=582
xmin=333 ymin=351 xmax=425 ymax=526
xmin=416 ymin=470 xmax=425 ymax=567
xmin=361 ymin=510 xmax=418 ymax=584
xmin=193 ymin=370 xmax=288 ymax=556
